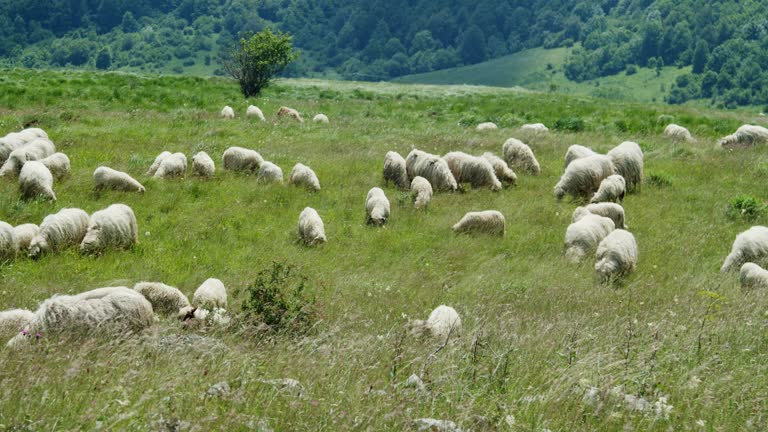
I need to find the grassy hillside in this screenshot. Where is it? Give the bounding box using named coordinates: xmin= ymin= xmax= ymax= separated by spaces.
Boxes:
xmin=1 ymin=69 xmax=768 ymax=430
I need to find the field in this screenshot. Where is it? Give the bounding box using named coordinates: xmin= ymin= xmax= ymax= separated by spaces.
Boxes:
xmin=1 ymin=68 xmax=768 ymax=430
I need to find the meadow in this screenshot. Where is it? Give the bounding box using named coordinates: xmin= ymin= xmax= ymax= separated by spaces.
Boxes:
xmin=0 ymin=68 xmax=767 ymax=430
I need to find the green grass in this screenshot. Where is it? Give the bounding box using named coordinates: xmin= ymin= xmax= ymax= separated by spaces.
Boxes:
xmin=0 ymin=68 xmax=768 ymax=430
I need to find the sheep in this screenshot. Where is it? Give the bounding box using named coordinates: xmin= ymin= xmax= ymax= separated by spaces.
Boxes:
xmin=193 ymin=278 xmax=227 ymax=309
xmin=572 ymin=203 xmax=628 ymax=230
xmin=411 ymin=176 xmax=432 ymax=210
xmin=277 ymin=106 xmax=303 ymax=122
xmin=222 ymin=146 xmax=263 ymax=173
xmin=591 ymin=174 xmax=626 ymax=203
xmin=520 ymin=123 xmax=549 ymax=133
xmin=0 ymin=221 xmax=17 ymax=263
xmin=191 ymin=151 xmax=215 ymax=178
xmin=94 ymin=166 xmax=145 ymax=193
xmin=246 ymin=105 xmax=266 ymax=121
xmin=258 ymin=161 xmax=284 ymax=183
xmin=607 ymin=141 xmax=643 ymax=192
xmin=0 ymin=138 xmax=56 ymax=177
xmin=718 ymin=125 xmax=768 ymax=149
xmin=405 ymin=149 xmax=458 ymax=192
xmin=721 ymin=226 xmax=768 ymax=272
xmin=80 ymin=204 xmax=139 ymax=255
xmin=410 ymin=305 xmax=462 ymax=340
xmin=23 ymin=127 xmax=48 ymax=139
xmin=154 ymin=152 xmax=187 ymax=179
xmin=39 ymin=152 xmax=70 ymax=179
xmin=6 ymin=286 xmax=154 ymax=348
xmin=564 ymin=144 xmax=597 ymax=169
xmin=313 ymin=113 xmax=329 ymax=123
xmin=0 ymin=129 xmax=44 ymax=164
xmin=177 ymin=305 xmax=230 ymax=327
xmin=554 ymin=154 xmax=615 ymax=201
xmin=28 ymin=208 xmax=89 ymax=258
xmin=476 ymin=122 xmax=497 ymax=131
xmin=146 ymin=151 xmax=171 ymax=176
xmin=383 ymin=151 xmax=409 ymax=189
xmin=19 ymin=161 xmax=56 ymax=201
xmin=443 ymin=151 xmax=502 ymax=191
xmin=13 ymin=223 xmax=39 ymax=252
xmin=481 ymin=152 xmax=517 ymax=186
xmin=564 ymin=213 xmax=615 ymax=263
xmin=0 ymin=309 xmax=34 ymax=341
xmin=289 ymin=163 xmax=320 ymax=191
xmin=595 ymin=229 xmax=638 ymax=281
xmin=739 ymin=263 xmax=768 ymax=289
xmin=221 ymin=105 xmax=235 ymax=119
xmin=452 ymin=210 xmax=505 ymax=237
xmin=365 ymin=187 xmax=390 ymax=226
xmin=502 ymin=138 xmax=541 ymax=175
xmin=133 ymin=282 xmax=190 ymax=315
xmin=298 ymin=207 xmax=326 ymax=245
xmin=663 ymin=124 xmax=694 ymax=143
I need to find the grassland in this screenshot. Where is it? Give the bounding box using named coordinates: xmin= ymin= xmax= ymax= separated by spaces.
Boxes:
xmin=0 ymin=68 xmax=767 ymax=430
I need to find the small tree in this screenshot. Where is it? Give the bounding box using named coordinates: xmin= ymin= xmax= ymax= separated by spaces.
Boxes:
xmin=222 ymin=28 xmax=299 ymax=98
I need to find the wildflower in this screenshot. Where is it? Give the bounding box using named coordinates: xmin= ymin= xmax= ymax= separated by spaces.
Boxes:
xmin=35 ymin=332 xmax=42 ymax=339
xmin=20 ymin=329 xmax=29 ymax=336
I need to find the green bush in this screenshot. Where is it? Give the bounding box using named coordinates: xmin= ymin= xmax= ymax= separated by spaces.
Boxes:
xmin=553 ymin=117 xmax=585 ymax=132
xmin=647 ymin=172 xmax=672 ymax=188
xmin=726 ymin=195 xmax=766 ymax=221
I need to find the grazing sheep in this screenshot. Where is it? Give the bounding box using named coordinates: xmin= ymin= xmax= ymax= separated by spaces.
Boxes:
xmin=365 ymin=187 xmax=390 ymax=226
xmin=19 ymin=161 xmax=56 ymax=201
xmin=520 ymin=123 xmax=549 ymax=133
xmin=94 ymin=166 xmax=145 ymax=193
xmin=383 ymin=151 xmax=409 ymax=189
xmin=0 ymin=221 xmax=17 ymax=263
xmin=0 ymin=309 xmax=34 ymax=340
xmin=133 ymin=282 xmax=190 ymax=315
xmin=591 ymin=174 xmax=626 ymax=203
xmin=28 ymin=208 xmax=89 ymax=258
xmin=443 ymin=151 xmax=502 ymax=191
xmin=739 ymin=263 xmax=768 ymax=289
xmin=13 ymin=223 xmax=39 ymax=252
xmin=0 ymin=128 xmax=46 ymax=163
xmin=607 ymin=141 xmax=643 ymax=192
xmin=298 ymin=207 xmax=326 ymax=245
xmin=502 ymin=138 xmax=541 ymax=175
xmin=154 ymin=152 xmax=187 ymax=179
xmin=191 ymin=151 xmax=215 ymax=178
xmin=222 ymin=146 xmax=263 ymax=173
xmin=221 ymin=106 xmax=235 ymax=119
xmin=313 ymin=113 xmax=329 ymax=123
xmin=476 ymin=122 xmax=497 ymax=131
xmin=277 ymin=106 xmax=303 ymax=122
xmin=452 ymin=210 xmax=505 ymax=237
xmin=564 ymin=213 xmax=615 ymax=263
xmin=258 ymin=161 xmax=284 ymax=183
xmin=39 ymin=152 xmax=70 ymax=179
xmin=80 ymin=204 xmax=139 ymax=255
xmin=481 ymin=152 xmax=517 ymax=186
xmin=718 ymin=124 xmax=768 ymax=149
xmin=595 ymin=229 xmax=638 ymax=281
xmin=405 ymin=150 xmax=458 ymax=192
xmin=564 ymin=144 xmax=597 ymax=169
xmin=246 ymin=105 xmax=266 ymax=121
xmin=411 ymin=176 xmax=432 ymax=210
xmin=554 ymin=154 xmax=615 ymax=201
xmin=573 ymin=203 xmax=628 ymax=230
xmin=146 ymin=151 xmax=171 ymax=176
xmin=721 ymin=226 xmax=768 ymax=272
xmin=289 ymin=163 xmax=320 ymax=191
xmin=6 ymin=287 xmax=154 ymax=348
xmin=0 ymin=138 xmax=56 ymax=177
xmin=663 ymin=124 xmax=694 ymax=142
xmin=177 ymin=306 xmax=230 ymax=327
xmin=193 ymin=278 xmax=227 ymax=309
xmin=410 ymin=305 xmax=462 ymax=340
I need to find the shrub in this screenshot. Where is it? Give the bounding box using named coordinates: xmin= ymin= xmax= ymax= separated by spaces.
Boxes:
xmin=646 ymin=172 xmax=672 ymax=188
xmin=726 ymin=195 xmax=766 ymax=221
xmin=625 ymin=64 xmax=638 ymax=75
xmin=553 ymin=117 xmax=585 ymax=132
xmin=221 ymin=28 xmax=299 ymax=97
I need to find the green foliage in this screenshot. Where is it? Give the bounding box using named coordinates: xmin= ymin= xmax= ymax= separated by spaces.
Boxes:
xmin=646 ymin=172 xmax=673 ymax=188
xmin=553 ymin=117 xmax=585 ymax=132
xmin=726 ymin=194 xmax=766 ymax=221
xmin=222 ymin=28 xmax=299 ymax=98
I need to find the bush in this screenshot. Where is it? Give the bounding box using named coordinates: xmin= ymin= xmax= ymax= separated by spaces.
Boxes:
xmin=726 ymin=195 xmax=766 ymax=221
xmin=553 ymin=117 xmax=585 ymax=132
xmin=221 ymin=28 xmax=299 ymax=97
xmin=625 ymin=64 xmax=638 ymax=75
xmin=646 ymin=172 xmax=672 ymax=188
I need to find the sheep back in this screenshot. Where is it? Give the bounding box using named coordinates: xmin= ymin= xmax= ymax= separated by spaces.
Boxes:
xmin=94 ymin=166 xmax=145 ymax=193
xmin=29 ymin=208 xmax=89 ymax=258
xmin=298 ymin=207 xmax=326 ymax=245
xmin=595 ymin=229 xmax=638 ymax=280
xmin=289 ymin=163 xmax=320 ymax=191
xmin=383 ymin=151 xmax=408 ymax=190
xmin=80 ymin=204 xmax=139 ymax=254
xmin=452 ymin=210 xmax=505 ymax=237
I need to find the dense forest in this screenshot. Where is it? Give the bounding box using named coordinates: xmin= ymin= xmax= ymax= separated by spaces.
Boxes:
xmin=1 ymin=0 xmax=768 ymax=107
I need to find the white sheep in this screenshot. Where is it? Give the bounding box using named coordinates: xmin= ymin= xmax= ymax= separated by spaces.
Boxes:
xmin=452 ymin=210 xmax=505 ymax=237
xmin=718 ymin=124 xmax=768 ymax=149
xmin=572 ymin=203 xmax=628 ymax=230
xmin=23 ymin=127 xmax=48 ymax=139
xmin=19 ymin=160 xmax=56 ymax=201
xmin=0 ymin=128 xmax=46 ymax=163
xmin=39 ymin=152 xmax=70 ymax=179
xmin=146 ymin=151 xmax=171 ymax=176
xmin=298 ymin=207 xmax=326 ymax=245
xmin=476 ymin=122 xmax=497 ymax=131
xmin=591 ymin=174 xmax=626 ymax=203
xmin=564 ymin=213 xmax=615 ymax=263
xmin=502 ymin=138 xmax=541 ymax=175
xmin=13 ymin=223 xmax=39 ymax=252
xmin=277 ymin=106 xmax=303 ymax=122
xmin=0 ymin=309 xmax=34 ymax=340
xmin=383 ymin=151 xmax=409 ymax=190
xmin=739 ymin=263 xmax=768 ymax=289
xmin=191 ymin=151 xmax=215 ymax=177
xmin=721 ymin=226 xmax=768 ymax=272
xmin=405 ymin=149 xmax=458 ymax=192
xmin=246 ymin=105 xmax=266 ymax=121
xmin=289 ymin=163 xmax=320 ymax=191
xmin=221 ymin=105 xmax=235 ymax=119
xmin=0 ymin=138 xmax=56 ymax=177
xmin=520 ymin=123 xmax=549 ymax=133
xmin=193 ymin=278 xmax=227 ymax=309
xmin=6 ymin=286 xmax=154 ymax=348
xmin=133 ymin=282 xmax=190 ymax=315
xmin=411 ymin=176 xmax=432 ymax=210
xmin=258 ymin=161 xmax=284 ymax=183
xmin=154 ymin=152 xmax=187 ymax=179
xmin=410 ymin=305 xmax=462 ymax=340
xmin=663 ymin=124 xmax=694 ymax=143
xmin=177 ymin=305 xmax=230 ymax=327
xmin=28 ymin=208 xmax=89 ymax=258
xmin=595 ymin=229 xmax=638 ymax=281
xmin=365 ymin=187 xmax=390 ymax=226
xmin=313 ymin=113 xmax=329 ymax=123
xmin=94 ymin=166 xmax=145 ymax=193
xmin=564 ymin=144 xmax=597 ymax=169
xmin=443 ymin=151 xmax=502 ymax=191
xmin=223 ymin=146 xmax=263 ymax=173
xmin=80 ymin=204 xmax=138 ymax=255
xmin=0 ymin=221 xmax=17 ymax=263
xmin=554 ymin=154 xmax=615 ymax=201
xmin=607 ymin=141 xmax=643 ymax=192
xmin=481 ymin=152 xmax=517 ymax=186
